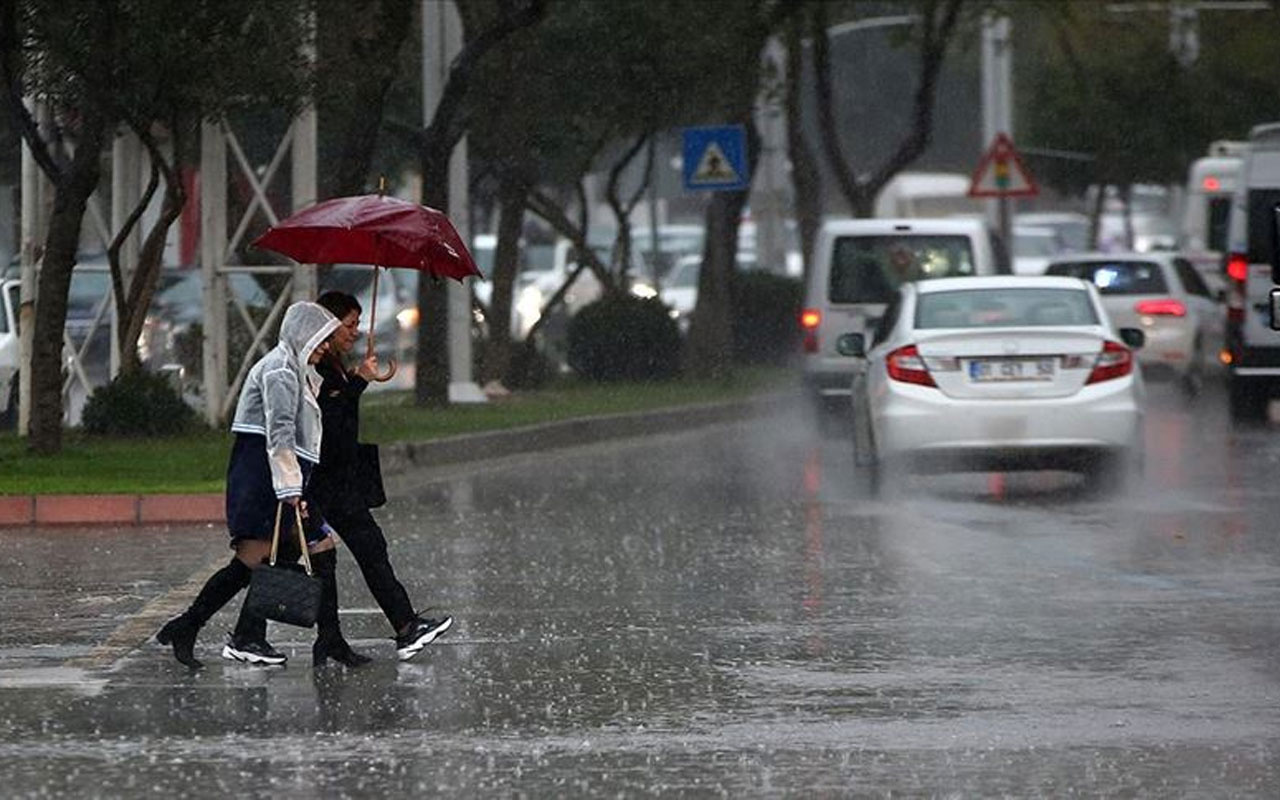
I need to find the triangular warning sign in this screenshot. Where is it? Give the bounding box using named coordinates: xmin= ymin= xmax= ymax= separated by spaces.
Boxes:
xmin=969 ymin=133 xmax=1038 ymax=197
xmin=690 ymin=141 xmax=741 ymax=186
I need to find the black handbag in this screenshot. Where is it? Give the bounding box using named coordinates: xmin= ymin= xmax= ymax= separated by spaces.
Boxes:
xmin=245 ymin=503 xmax=322 ymax=628
xmin=357 ymin=442 xmax=387 ymax=509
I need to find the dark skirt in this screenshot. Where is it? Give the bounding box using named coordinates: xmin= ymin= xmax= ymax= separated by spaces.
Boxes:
xmin=225 ymin=433 xmax=323 ymax=546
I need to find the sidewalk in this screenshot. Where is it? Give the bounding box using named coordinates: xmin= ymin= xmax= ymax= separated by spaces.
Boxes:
xmin=0 ymin=392 xmax=793 ymax=527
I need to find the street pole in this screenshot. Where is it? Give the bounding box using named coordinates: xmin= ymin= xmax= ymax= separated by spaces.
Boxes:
xmin=422 ymin=0 xmax=484 ymax=403
xmin=981 ymin=12 xmax=1013 ymax=261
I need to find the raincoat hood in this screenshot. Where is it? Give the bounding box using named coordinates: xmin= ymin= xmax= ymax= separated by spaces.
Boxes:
xmin=279 ymin=301 xmax=341 ymax=368
xmin=230 ymin=302 xmax=339 ymax=499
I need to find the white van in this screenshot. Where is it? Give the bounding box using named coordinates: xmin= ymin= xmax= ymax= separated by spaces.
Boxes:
xmin=801 ymin=217 xmax=1007 ymax=404
xmin=873 ymin=172 xmax=986 ymax=219
xmin=1223 ymin=123 xmax=1280 ymax=420
xmin=1180 ymin=140 xmax=1246 ymax=296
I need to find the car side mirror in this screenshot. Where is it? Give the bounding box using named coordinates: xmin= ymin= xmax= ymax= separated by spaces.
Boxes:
xmin=1270 ymin=288 xmax=1280 ymax=331
xmin=836 ymin=332 xmax=866 ymax=358
xmin=1118 ymin=327 xmax=1145 ymax=350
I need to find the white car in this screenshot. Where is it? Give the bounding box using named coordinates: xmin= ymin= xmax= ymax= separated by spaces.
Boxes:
xmin=1044 ymin=251 xmax=1222 ymax=391
xmin=1 ymin=278 xmax=18 ymax=426
xmin=838 ymin=275 xmax=1145 ymax=488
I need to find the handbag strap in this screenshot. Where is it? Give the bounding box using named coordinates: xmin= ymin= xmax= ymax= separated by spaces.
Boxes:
xmin=270 ymin=501 xmax=315 ymax=576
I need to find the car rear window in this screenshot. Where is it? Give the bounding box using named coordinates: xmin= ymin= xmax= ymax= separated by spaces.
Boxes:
xmin=915 ymin=288 xmax=1099 ymax=329
xmin=1044 ymin=261 xmax=1167 ymax=294
xmin=829 ymin=234 xmax=976 ymax=304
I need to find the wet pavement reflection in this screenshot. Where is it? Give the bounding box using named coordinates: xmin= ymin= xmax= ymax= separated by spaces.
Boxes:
xmin=1 ymin=378 xmax=1279 ymax=795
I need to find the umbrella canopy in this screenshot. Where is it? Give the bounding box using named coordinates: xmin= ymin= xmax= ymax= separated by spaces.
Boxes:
xmin=253 ymin=194 xmax=482 ymax=280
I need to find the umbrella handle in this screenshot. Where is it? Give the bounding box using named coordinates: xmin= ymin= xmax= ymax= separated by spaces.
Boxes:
xmin=372 ymin=357 xmax=397 ymax=383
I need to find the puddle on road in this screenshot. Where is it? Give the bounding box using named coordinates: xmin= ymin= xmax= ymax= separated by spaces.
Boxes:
xmin=0 ymin=667 xmax=107 ymax=695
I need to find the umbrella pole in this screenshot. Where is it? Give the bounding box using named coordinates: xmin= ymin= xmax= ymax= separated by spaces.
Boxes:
xmin=365 ymin=264 xmax=398 ymax=382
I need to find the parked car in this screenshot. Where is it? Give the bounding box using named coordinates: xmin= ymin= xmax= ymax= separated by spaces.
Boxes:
xmin=1044 ymin=252 xmax=1221 ymax=391
xmin=801 ymin=216 xmax=1009 ymax=408
xmin=836 ymin=275 xmax=1145 ymax=490
xmin=0 ymin=277 xmax=18 ymax=426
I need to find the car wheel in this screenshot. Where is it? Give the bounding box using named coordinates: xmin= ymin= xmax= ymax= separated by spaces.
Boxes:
xmin=1228 ymin=376 xmax=1269 ymax=423
xmin=851 ymin=411 xmax=880 ymax=496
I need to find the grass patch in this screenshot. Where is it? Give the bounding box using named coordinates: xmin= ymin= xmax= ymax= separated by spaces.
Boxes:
xmin=0 ymin=367 xmax=794 ymax=495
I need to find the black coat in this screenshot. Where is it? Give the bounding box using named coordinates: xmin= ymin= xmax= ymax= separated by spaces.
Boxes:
xmin=306 ymin=357 xmax=372 ymax=517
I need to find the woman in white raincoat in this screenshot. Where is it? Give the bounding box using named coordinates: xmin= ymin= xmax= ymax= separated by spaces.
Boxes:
xmin=157 ymin=301 xmax=341 ymax=668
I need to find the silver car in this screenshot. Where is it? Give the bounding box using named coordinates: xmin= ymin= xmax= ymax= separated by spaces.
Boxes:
xmin=1044 ymin=252 xmax=1222 ymax=391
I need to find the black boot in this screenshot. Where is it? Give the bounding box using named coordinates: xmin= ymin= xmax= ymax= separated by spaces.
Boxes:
xmin=156 ymin=558 xmax=252 ymax=669
xmin=311 ymin=550 xmax=371 ymax=668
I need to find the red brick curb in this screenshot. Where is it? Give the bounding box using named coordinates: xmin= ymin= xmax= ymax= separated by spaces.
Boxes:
xmin=0 ymin=493 xmax=223 ymax=527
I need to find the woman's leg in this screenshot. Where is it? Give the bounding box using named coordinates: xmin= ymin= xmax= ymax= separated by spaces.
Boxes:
xmin=156 ymin=556 xmax=253 ymax=668
xmin=311 ymin=542 xmax=371 ymax=667
xmin=221 ymin=537 xmax=292 ymax=665
xmin=331 ymin=510 xmax=416 ymax=634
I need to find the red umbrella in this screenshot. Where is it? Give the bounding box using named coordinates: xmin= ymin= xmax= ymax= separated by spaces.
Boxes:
xmin=253 ymin=193 xmax=482 ymax=379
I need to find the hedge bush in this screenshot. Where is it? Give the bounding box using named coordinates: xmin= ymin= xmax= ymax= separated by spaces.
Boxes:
xmin=731 ymin=271 xmax=803 ymax=366
xmin=567 ymin=294 xmax=681 ymax=382
xmin=82 ymin=370 xmax=198 ymax=436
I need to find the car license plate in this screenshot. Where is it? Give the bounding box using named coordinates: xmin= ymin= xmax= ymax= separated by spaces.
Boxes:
xmin=967 ymin=358 xmax=1055 ymax=382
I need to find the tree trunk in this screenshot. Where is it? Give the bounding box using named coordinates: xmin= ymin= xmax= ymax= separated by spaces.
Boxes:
xmin=415 ymin=141 xmax=451 ymax=406
xmin=29 ymin=113 xmax=110 ymax=453
xmin=784 ymin=10 xmax=822 ymax=282
xmin=484 ymin=175 xmax=525 ymax=384
xmin=323 ymin=0 xmax=415 ymax=198
xmin=683 ymin=117 xmax=760 ymax=381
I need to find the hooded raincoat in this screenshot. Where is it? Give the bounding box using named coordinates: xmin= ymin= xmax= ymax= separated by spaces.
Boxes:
xmin=230 ymin=302 xmax=340 ymax=500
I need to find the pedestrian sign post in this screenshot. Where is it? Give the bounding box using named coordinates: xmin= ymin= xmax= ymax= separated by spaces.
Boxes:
xmin=968 ymin=132 xmax=1038 ymax=198
xmin=969 ymin=133 xmax=1036 ymax=272
xmin=682 ymin=125 xmax=749 ymax=192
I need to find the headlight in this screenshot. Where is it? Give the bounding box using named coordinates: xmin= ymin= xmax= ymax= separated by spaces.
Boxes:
xmin=631 ymin=281 xmax=657 ymax=299
xmin=397 ymin=307 xmax=420 ymax=330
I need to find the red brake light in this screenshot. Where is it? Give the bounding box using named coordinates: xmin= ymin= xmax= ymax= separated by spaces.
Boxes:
xmin=1133 ymin=298 xmax=1186 ymax=317
xmin=800 ymin=309 xmax=821 ymax=329
xmin=885 ymin=344 xmax=936 ymax=387
xmin=1227 ymin=253 xmax=1248 ymax=283
xmin=1086 ymin=340 xmax=1133 ymax=385
xmin=1202 ymin=176 xmax=1220 ymax=191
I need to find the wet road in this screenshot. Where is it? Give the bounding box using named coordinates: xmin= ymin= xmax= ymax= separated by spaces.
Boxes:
xmin=2 ymin=378 xmax=1279 ymax=796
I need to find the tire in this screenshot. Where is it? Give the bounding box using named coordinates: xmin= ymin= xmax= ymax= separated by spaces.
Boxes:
xmin=851 ymin=405 xmax=880 ymax=496
xmin=0 ymin=375 xmax=16 ymax=431
xmin=1228 ymin=375 xmax=1269 ymax=423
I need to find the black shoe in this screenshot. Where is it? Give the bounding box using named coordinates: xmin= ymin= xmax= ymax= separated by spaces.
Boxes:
xmin=395 ymin=615 xmax=453 ymax=661
xmin=313 ymin=636 xmax=373 ymax=668
xmin=221 ymin=635 xmax=288 ymax=666
xmin=156 ymin=616 xmax=203 ymax=669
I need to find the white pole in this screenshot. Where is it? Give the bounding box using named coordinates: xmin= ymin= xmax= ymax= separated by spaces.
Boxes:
xmin=981 ymin=13 xmax=1013 ymax=255
xmin=423 ymin=0 xmax=484 ymax=403
xmin=17 ymin=100 xmax=50 ymax=437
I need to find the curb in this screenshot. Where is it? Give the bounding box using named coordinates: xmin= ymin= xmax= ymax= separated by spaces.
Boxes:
xmin=1 ymin=391 xmax=795 ymax=528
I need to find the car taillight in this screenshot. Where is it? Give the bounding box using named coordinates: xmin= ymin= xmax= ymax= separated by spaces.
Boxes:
xmin=885 ymin=344 xmax=936 ymax=387
xmin=1227 ymin=253 xmax=1248 ymax=283
xmin=1086 ymin=340 xmax=1133 ymax=385
xmin=1134 ymin=298 xmax=1186 ymax=317
xmin=800 ymin=309 xmax=820 ymax=353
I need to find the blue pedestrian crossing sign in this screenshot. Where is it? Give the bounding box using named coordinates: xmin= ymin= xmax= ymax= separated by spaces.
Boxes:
xmin=682 ymin=125 xmax=749 ymax=192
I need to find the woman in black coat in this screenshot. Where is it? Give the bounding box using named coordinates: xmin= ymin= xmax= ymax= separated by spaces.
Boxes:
xmin=308 ymin=291 xmax=453 ymax=666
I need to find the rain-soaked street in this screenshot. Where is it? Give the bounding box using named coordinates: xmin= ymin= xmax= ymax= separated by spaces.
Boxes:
xmin=2 ymin=379 xmax=1279 ymax=796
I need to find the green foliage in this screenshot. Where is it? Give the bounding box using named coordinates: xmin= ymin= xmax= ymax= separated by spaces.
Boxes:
xmin=18 ymin=0 xmax=312 ymax=126
xmin=731 ymin=271 xmax=802 ymax=366
xmin=567 ymin=294 xmax=681 ymax=382
xmin=1019 ymin=2 xmax=1280 ymax=194
xmin=81 ymin=370 xmax=199 ymax=437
